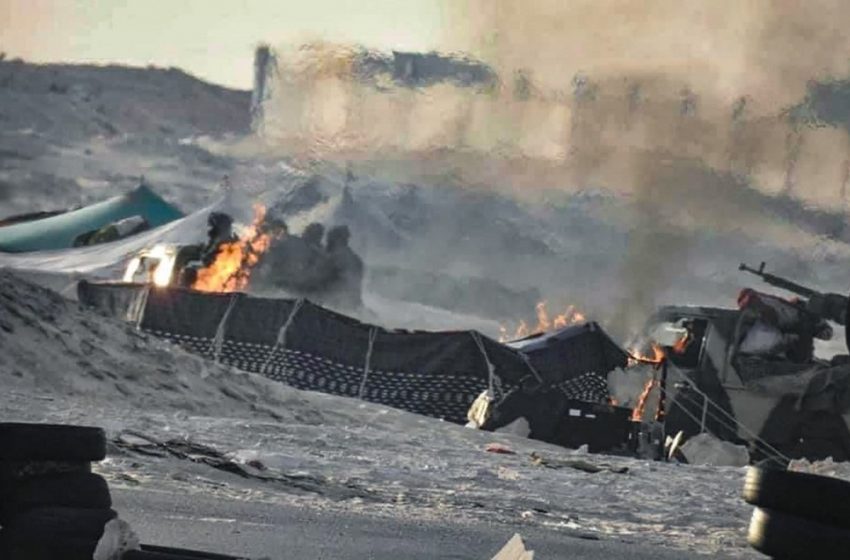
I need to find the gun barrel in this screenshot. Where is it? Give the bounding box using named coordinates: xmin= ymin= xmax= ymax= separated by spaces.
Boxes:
xmin=761 ymin=273 xmax=816 ymax=298
xmin=738 ymin=262 xmax=816 ymax=298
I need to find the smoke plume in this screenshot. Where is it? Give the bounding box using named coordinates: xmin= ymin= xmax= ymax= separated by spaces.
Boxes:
xmin=249 ymin=2 xmax=850 ymax=332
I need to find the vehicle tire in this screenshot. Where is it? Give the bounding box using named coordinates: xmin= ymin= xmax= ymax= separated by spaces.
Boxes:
xmin=748 ymin=507 xmax=850 ymax=559
xmin=2 ymin=506 xmax=116 ymax=540
xmin=0 ymin=423 xmax=107 ymax=461
xmin=0 ymin=530 xmax=104 ymax=560
xmin=124 ymin=551 xmax=212 ymax=560
xmin=743 ymin=467 xmax=850 ymax=529
xmin=139 ymin=544 xmax=245 ymax=559
xmin=0 ymin=507 xmax=116 ymax=560
xmin=0 ymin=459 xmax=91 ymax=483
xmin=124 ymin=545 xmax=244 ymax=559
xmin=0 ymin=472 xmax=112 ymax=524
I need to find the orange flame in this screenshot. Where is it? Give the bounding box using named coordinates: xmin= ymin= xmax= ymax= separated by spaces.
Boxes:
xmin=631 ymin=378 xmax=658 ymax=421
xmin=628 ymin=342 xmax=666 ymax=366
xmin=672 ymin=332 xmax=691 ymax=354
xmin=499 ymin=301 xmax=587 ymax=342
xmin=193 ymin=205 xmax=273 ymax=293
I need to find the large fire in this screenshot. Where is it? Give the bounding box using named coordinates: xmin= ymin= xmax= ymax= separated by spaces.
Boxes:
xmin=193 ymin=205 xmax=274 ymax=293
xmin=499 ymin=301 xmax=586 ymax=342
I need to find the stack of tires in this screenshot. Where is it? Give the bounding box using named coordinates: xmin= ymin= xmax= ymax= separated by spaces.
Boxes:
xmin=0 ymin=423 xmax=115 ymax=560
xmin=744 ymin=466 xmax=850 ymax=558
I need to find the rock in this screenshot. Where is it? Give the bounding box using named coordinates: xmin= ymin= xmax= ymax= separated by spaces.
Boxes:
xmin=679 ymin=432 xmax=750 ymax=467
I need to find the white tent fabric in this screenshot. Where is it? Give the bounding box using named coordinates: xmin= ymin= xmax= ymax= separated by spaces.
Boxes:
xmin=0 ymin=197 xmax=227 ymax=280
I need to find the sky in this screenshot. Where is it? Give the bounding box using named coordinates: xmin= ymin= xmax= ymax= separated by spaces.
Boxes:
xmin=0 ymin=0 xmax=445 ymax=89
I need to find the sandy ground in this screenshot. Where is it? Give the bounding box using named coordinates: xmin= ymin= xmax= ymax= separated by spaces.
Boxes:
xmin=5 ymin=60 xmax=850 ymax=558
xmin=0 ymin=271 xmax=759 ymax=558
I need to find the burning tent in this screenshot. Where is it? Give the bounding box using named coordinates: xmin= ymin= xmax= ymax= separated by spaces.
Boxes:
xmin=506 ymin=321 xmax=629 ymax=400
xmin=476 ymin=322 xmax=636 ymax=452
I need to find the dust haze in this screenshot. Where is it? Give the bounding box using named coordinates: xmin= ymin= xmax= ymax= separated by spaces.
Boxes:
xmin=246 ymin=1 xmax=850 ymax=335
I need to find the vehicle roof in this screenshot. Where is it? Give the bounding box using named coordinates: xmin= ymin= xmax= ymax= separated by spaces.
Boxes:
xmin=650 ymin=304 xmax=739 ymax=321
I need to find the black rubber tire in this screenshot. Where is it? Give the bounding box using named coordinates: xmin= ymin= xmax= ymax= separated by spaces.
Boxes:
xmin=0 ymin=423 xmax=107 ymax=461
xmin=139 ymin=544 xmax=245 ymax=559
xmin=0 ymin=459 xmax=91 ymax=483
xmin=2 ymin=506 xmax=116 ymax=542
xmin=124 ymin=551 xmax=213 ymax=560
xmin=0 ymin=472 xmax=112 ymax=524
xmin=748 ymin=507 xmax=850 ymax=558
xmin=0 ymin=530 xmax=104 ymax=560
xmin=743 ymin=466 xmax=850 ymax=529
xmin=125 ymin=546 xmax=244 ymax=559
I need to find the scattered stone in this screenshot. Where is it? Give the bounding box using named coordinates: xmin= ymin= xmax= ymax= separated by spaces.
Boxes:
xmin=679 ymin=432 xmax=749 ymax=467
xmin=529 ymin=452 xmax=629 ymax=474
xmin=485 ymin=442 xmax=516 ymax=455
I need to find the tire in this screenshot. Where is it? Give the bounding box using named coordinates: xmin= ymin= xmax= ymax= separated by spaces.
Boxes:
xmin=139 ymin=544 xmax=245 ymax=559
xmin=0 ymin=459 xmax=91 ymax=483
xmin=124 ymin=546 xmax=245 ymax=559
xmin=2 ymin=506 xmax=116 ymax=542
xmin=743 ymin=466 xmax=850 ymax=529
xmin=124 ymin=551 xmax=213 ymax=560
xmin=748 ymin=507 xmax=850 ymax=559
xmin=0 ymin=423 xmax=107 ymax=461
xmin=0 ymin=507 xmax=117 ymax=560
xmin=0 ymin=531 xmax=104 ymax=560
xmin=0 ymin=472 xmax=112 ymax=524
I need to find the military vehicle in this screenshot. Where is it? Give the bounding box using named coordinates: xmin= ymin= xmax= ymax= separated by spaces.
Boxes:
xmin=641 ymin=263 xmax=850 ymax=463
xmin=475 ymin=262 xmax=850 ymax=463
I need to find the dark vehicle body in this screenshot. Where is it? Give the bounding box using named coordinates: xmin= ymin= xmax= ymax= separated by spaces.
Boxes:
xmin=642 ymin=304 xmax=850 ymax=462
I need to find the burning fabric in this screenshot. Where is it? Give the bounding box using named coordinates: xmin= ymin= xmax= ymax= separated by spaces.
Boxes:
xmin=184 ymin=206 xmax=365 ymax=312
xmin=499 ymin=301 xmax=586 ymax=343
xmin=192 ymin=205 xmax=276 ymax=293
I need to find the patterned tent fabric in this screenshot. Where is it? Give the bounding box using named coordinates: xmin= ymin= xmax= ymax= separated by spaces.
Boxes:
xmin=78 ymin=282 xmax=626 ymax=423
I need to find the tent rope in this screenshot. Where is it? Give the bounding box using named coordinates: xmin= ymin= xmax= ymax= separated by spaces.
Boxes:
xmin=663 ymin=361 xmax=791 ymax=463
xmin=655 ymin=382 xmax=790 ymax=464
xmin=133 ymin=285 xmax=151 ymax=329
xmin=209 ymin=293 xmax=240 ymax=363
xmin=470 ymin=331 xmax=504 ymax=401
xmin=358 ymin=327 xmax=379 ymax=399
xmin=518 ymin=351 xmax=545 ymax=385
xmin=261 ymin=298 xmax=305 ymax=375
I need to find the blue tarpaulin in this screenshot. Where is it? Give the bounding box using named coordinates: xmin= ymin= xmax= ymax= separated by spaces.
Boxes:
xmin=0 ymin=184 xmax=183 ymax=253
